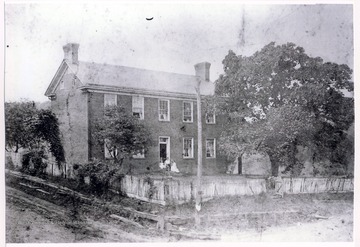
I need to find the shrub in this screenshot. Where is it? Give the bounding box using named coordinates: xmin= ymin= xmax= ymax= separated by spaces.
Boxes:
xmin=21 ymin=150 xmax=47 ymax=177
xmin=76 ymin=159 xmax=125 ymax=197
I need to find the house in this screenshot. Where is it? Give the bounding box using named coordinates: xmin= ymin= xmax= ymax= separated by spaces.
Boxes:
xmin=44 ymin=43 xmax=229 ymax=175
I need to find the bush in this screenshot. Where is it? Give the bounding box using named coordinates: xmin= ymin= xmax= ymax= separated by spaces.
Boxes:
xmin=21 ymin=150 xmax=47 ymax=177
xmin=76 ymin=159 xmax=125 ymax=197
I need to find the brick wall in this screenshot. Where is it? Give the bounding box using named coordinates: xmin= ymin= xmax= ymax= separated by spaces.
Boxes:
xmin=50 ymin=70 xmax=89 ymax=165
xmin=87 ymin=92 xmax=228 ymax=175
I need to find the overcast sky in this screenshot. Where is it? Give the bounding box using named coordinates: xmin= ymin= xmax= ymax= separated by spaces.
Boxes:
xmin=4 ymin=3 xmax=353 ymax=102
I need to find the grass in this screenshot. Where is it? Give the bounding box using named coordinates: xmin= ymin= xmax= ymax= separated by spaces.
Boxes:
xmin=164 ymin=191 xmax=353 ymax=232
xmin=5 ymin=169 xmax=354 ymax=235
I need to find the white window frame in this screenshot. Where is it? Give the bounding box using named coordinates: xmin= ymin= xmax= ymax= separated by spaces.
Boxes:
xmin=159 ymin=136 xmax=171 ymax=161
xmin=183 ymin=101 xmax=193 ymax=123
xmin=132 ymin=96 xmax=144 ymax=120
xmin=133 ymin=149 xmax=145 ymax=159
xmin=159 ymin=99 xmax=170 ymax=121
xmin=205 ymin=111 xmax=216 ymax=124
xmin=104 ymin=139 xmax=118 ymax=160
xmin=104 ymin=94 xmax=117 ymax=107
xmin=183 ymin=137 xmax=194 ymax=159
xmin=206 ymin=138 xmax=216 ymax=158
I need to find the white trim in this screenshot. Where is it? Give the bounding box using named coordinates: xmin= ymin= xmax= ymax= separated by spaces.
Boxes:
xmin=158 ymin=99 xmax=170 ymax=121
xmin=81 ymin=87 xmax=204 ymax=101
xmin=52 ymin=63 xmax=68 ymax=92
xmin=45 ymin=60 xmax=67 ymax=96
xmin=132 ymin=149 xmax=145 ymax=159
xmin=159 ymin=136 xmax=170 ymax=161
xmin=104 ymin=139 xmax=118 ymax=160
xmin=132 ymin=95 xmax=144 ymax=120
xmin=183 ymin=101 xmax=193 ymax=123
xmin=183 ymin=137 xmax=194 ymax=159
xmin=206 ymin=138 xmax=216 ymax=158
xmin=205 ymin=112 xmax=216 ymax=124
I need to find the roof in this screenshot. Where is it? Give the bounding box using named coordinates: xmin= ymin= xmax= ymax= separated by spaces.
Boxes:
xmin=46 ymin=60 xmax=215 ymax=97
xmin=76 ymin=61 xmax=214 ymax=96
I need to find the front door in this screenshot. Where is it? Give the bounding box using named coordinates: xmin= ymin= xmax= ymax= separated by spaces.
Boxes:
xmin=159 ymin=137 xmax=170 ymax=163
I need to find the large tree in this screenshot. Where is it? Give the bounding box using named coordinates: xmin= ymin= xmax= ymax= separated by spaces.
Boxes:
xmin=92 ymin=105 xmax=153 ymax=166
xmin=214 ymin=42 xmax=354 ymax=176
xmin=5 ymin=100 xmax=65 ymax=167
xmin=5 ymin=101 xmax=38 ymax=153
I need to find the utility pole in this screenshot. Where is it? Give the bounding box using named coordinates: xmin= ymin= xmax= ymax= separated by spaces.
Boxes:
xmin=195 ymin=78 xmax=202 ymax=227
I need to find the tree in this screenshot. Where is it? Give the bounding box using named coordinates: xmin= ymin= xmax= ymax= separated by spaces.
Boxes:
xmin=214 ymin=42 xmax=354 ymax=176
xmin=92 ymin=105 xmax=153 ymax=166
xmin=5 ymin=101 xmax=38 ymax=153
xmin=5 ymin=100 xmax=65 ymax=170
xmin=28 ymin=109 xmax=65 ymax=163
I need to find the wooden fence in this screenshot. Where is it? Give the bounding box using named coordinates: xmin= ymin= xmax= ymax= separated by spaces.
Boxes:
xmin=118 ymin=175 xmax=267 ymax=205
xmin=117 ymin=175 xmax=354 ymax=205
xmin=281 ymin=177 xmax=354 ymax=194
xmin=119 ymin=175 xmax=167 ymax=205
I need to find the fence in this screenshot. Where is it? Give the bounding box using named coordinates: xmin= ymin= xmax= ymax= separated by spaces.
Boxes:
xmin=6 ymin=150 xmax=74 ymax=178
xmin=281 ymin=177 xmax=354 ymax=194
xmin=118 ymin=175 xmax=267 ymax=205
xmin=118 ymin=175 xmax=354 ymax=205
xmin=119 ymin=175 xmax=167 ymax=205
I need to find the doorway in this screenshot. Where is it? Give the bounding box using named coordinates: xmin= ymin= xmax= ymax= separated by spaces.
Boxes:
xmin=159 ymin=137 xmax=170 ymax=163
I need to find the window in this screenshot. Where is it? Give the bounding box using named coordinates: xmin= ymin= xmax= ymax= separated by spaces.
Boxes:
xmin=133 ymin=149 xmax=145 ymax=159
xmin=159 ymin=137 xmax=170 ymax=163
xmin=132 ymin=96 xmax=144 ymax=119
xmin=206 ymin=139 xmax=216 ymax=158
xmin=205 ymin=112 xmax=216 ymax=124
xmin=104 ymin=94 xmax=117 ymax=106
xmin=183 ymin=102 xmax=193 ymax=122
xmin=104 ymin=139 xmax=118 ymax=159
xmin=59 ymin=80 xmax=64 ymax=90
xmin=159 ymin=99 xmax=170 ymax=121
xmin=183 ymin=138 xmax=194 ymax=158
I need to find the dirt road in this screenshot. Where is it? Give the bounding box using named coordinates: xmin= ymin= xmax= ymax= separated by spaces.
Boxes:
xmin=7 ymin=193 xmax=353 ymax=243
xmin=221 ymin=211 xmax=353 ymax=241
xmin=6 ymin=201 xmax=77 ymax=243
xmin=6 ymin=188 xmax=169 ymax=243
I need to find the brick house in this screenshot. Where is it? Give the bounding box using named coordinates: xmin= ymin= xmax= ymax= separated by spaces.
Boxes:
xmin=45 ymin=43 xmax=228 ymax=175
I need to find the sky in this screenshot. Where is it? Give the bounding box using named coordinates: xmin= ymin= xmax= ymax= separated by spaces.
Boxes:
xmin=4 ymin=2 xmax=354 ymax=102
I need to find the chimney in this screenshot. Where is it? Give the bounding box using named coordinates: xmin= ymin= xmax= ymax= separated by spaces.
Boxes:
xmin=63 ymin=43 xmax=79 ymax=64
xmin=194 ymin=62 xmax=211 ymax=81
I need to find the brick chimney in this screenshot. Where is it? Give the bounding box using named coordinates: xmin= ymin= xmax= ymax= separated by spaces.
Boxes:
xmin=194 ymin=62 xmax=211 ymax=81
xmin=63 ymin=43 xmax=79 ymax=64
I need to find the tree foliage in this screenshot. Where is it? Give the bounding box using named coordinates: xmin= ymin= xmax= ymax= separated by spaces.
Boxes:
xmin=5 ymin=101 xmax=38 ymax=153
xmin=214 ymin=42 xmax=354 ymax=176
xmin=76 ymin=159 xmax=125 ymax=197
xmin=28 ymin=109 xmax=65 ymax=163
xmin=92 ymin=105 xmax=153 ymax=166
xmin=5 ymin=100 xmax=65 ymax=164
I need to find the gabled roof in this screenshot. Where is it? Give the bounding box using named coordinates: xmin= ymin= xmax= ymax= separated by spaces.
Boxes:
xmin=44 ymin=60 xmax=70 ymax=97
xmin=45 ymin=60 xmax=214 ymax=97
